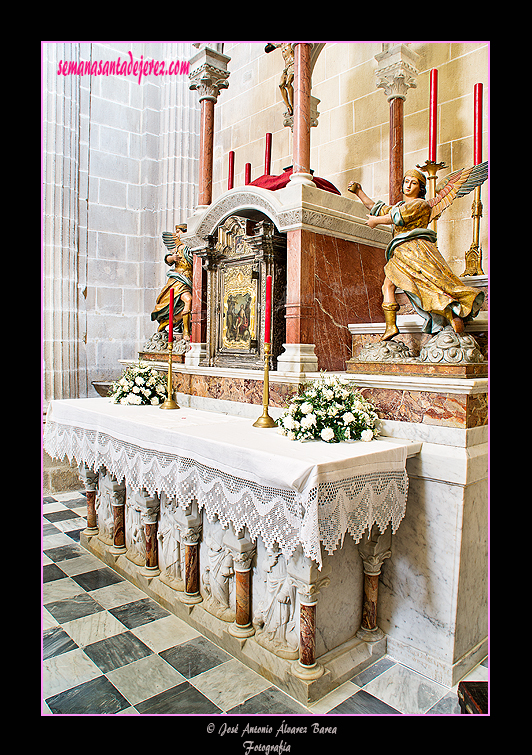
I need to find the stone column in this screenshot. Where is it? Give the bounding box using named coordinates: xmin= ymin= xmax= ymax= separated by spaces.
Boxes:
xmin=287 ymin=549 xmax=330 ymax=680
xmin=138 ymin=491 xmax=161 ymax=579
xmin=225 ymin=526 xmax=256 ymax=639
xmin=289 ymin=43 xmax=314 ymax=188
xmin=356 ymin=524 xmax=392 ymax=642
xmin=108 ymin=478 xmax=127 ymax=556
xmin=278 ymin=43 xmax=320 ymax=374
xmin=375 ymin=44 xmax=419 ymax=204
xmin=43 ymin=43 xmax=85 ymax=403
xmin=188 ymin=47 xmax=230 ymax=350
xmin=78 ymin=463 xmax=99 ymax=536
xmin=175 ymin=502 xmax=203 ymax=605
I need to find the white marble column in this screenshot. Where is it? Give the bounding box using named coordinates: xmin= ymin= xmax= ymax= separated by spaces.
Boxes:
xmin=42 ymin=43 xmax=85 ymax=404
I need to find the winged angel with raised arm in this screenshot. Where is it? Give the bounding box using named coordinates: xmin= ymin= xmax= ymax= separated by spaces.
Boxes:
xmin=348 ymin=162 xmax=488 ymax=340
xmin=151 ymin=224 xmax=193 ymax=340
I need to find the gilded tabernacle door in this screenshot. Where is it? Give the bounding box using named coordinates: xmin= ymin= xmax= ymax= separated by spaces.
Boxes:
xmin=205 ymin=215 xmax=286 ymax=369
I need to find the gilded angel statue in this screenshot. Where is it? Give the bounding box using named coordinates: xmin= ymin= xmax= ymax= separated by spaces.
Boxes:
xmin=348 ymin=162 xmax=488 ymax=340
xmin=151 ymin=224 xmax=193 ymax=340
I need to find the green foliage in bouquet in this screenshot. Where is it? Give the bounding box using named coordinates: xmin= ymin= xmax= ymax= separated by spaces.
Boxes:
xmin=108 ymin=362 xmax=167 ymax=405
xmin=277 ymin=374 xmax=380 ymax=443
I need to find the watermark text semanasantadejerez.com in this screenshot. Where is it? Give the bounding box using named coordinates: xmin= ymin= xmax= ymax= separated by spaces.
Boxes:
xmin=57 ymin=51 xmax=190 ymax=85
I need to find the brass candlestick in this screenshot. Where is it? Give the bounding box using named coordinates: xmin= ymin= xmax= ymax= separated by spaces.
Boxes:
xmin=253 ymin=342 xmax=277 ymax=428
xmin=417 ymin=159 xmax=447 ymax=231
xmin=461 ymin=185 xmax=484 ymax=275
xmin=160 ymin=341 xmax=179 ymax=410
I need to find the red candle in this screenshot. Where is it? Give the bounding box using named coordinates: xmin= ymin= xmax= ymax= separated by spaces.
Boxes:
xmin=228 ymin=150 xmax=235 ymax=190
xmin=245 ymin=163 xmax=251 ymax=185
xmin=429 ymin=69 xmax=438 ymax=162
xmin=474 ymin=83 xmax=483 ymax=165
xmin=264 ymin=275 xmax=272 ymax=344
xmin=168 ymin=287 xmax=174 ymax=343
xmin=265 ymin=133 xmax=272 ymax=176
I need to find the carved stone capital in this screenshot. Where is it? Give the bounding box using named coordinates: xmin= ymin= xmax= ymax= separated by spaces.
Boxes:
xmin=358 ymin=524 xmax=392 ymax=575
xmin=224 ymin=526 xmax=256 ymax=572
xmin=109 ymin=477 xmax=126 ymax=507
xmin=286 ymin=546 xmax=331 ymax=604
xmin=174 ymin=502 xmax=202 ymax=545
xmin=375 ymin=44 xmax=419 ymax=101
xmin=189 ymin=48 xmax=231 ymax=103
xmin=78 ymin=462 xmax=98 ymax=491
xmin=128 ymin=488 xmax=160 ymax=525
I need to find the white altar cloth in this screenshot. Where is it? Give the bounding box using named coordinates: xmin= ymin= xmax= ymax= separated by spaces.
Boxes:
xmin=44 ymin=398 xmax=418 ymax=567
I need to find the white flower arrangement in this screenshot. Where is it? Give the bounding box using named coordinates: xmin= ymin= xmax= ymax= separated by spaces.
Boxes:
xmin=108 ymin=362 xmax=167 ymax=406
xmin=277 ymin=374 xmax=380 ymax=443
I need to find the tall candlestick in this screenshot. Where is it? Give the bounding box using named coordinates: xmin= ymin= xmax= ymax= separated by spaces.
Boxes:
xmin=253 ymin=274 xmax=276 ymax=428
xmin=264 ymin=275 xmax=272 ymax=344
xmin=462 ymin=82 xmax=485 ymax=276
xmin=161 ymin=286 xmax=178 ymax=409
xmin=474 ymin=83 xmax=483 ymax=165
xmin=168 ymin=288 xmax=174 ymax=343
xmin=429 ymin=69 xmax=438 ymax=162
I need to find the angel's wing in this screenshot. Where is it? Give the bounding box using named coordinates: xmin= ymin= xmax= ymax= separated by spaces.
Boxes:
xmin=162 ymin=230 xmax=179 ymax=252
xmin=428 ymin=161 xmax=488 ymax=222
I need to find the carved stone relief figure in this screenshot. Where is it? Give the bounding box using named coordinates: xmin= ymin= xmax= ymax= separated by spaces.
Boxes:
xmin=253 ymin=545 xmax=298 ymax=659
xmin=125 ymin=492 xmax=147 ymax=567
xmin=96 ymin=471 xmax=117 ymax=546
xmin=201 ymin=518 xmax=235 ymax=622
xmin=157 ymin=494 xmax=184 ymax=591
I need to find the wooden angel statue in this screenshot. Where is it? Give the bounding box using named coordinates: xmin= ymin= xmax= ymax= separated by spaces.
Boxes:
xmin=151 ymin=224 xmax=193 ymax=340
xmin=348 ymin=163 xmax=488 ymax=340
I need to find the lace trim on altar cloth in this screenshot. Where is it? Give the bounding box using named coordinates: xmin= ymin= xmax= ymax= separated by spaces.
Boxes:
xmin=44 ymin=420 xmax=409 ymax=567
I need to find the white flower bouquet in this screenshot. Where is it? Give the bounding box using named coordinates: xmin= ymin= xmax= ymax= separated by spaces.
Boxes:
xmin=108 ymin=362 xmax=167 ymax=406
xmin=277 ymin=374 xmax=380 ymax=443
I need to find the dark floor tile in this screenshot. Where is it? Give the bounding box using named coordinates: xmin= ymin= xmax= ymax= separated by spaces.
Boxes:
xmin=350 ymin=656 xmax=396 ymax=687
xmin=109 ymin=597 xmax=171 ymax=629
xmin=227 ymin=686 xmax=310 ymax=715
xmin=62 ymin=496 xmax=87 ymax=509
xmin=46 ymin=675 xmax=130 ymax=714
xmin=43 ymin=563 xmax=68 ymax=583
xmin=328 ymin=689 xmax=401 ymax=715
xmin=67 ymin=529 xmax=83 ymax=543
xmin=44 ymin=543 xmax=85 ymax=563
xmin=44 ymin=510 xmax=83 ymax=524
xmin=43 ymin=496 xmax=59 ymax=503
xmin=43 ymin=522 xmax=61 ymax=537
xmin=160 ymin=636 xmax=232 ymax=679
xmin=44 ymin=593 xmax=105 ymax=624
xmin=83 ymin=631 xmax=153 ymax=673
xmin=71 ymin=567 xmax=124 ymax=592
xmin=426 ymin=692 xmax=461 ymax=715
xmin=43 ymin=626 xmax=79 ymax=659
xmin=135 ymin=682 xmax=222 ymax=714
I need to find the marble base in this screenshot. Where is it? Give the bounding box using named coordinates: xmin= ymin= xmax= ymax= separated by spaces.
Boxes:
xmin=347 ymin=360 xmax=487 ymax=378
xmin=80 ymin=530 xmax=385 ymax=704
xmin=139 ymin=351 xmax=185 ymax=364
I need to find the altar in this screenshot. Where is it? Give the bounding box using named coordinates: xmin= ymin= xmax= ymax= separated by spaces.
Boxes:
xmin=44 ymin=397 xmax=421 ymax=703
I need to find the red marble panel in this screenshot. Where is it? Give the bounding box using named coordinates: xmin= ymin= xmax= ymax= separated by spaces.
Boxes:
xmin=311 ymin=232 xmax=386 ymax=371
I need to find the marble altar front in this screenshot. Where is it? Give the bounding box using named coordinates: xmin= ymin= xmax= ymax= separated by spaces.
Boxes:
xmin=44 ymin=397 xmax=420 ymax=703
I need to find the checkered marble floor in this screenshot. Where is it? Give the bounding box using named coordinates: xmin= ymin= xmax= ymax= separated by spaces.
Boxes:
xmin=43 ymin=489 xmax=488 ymax=716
